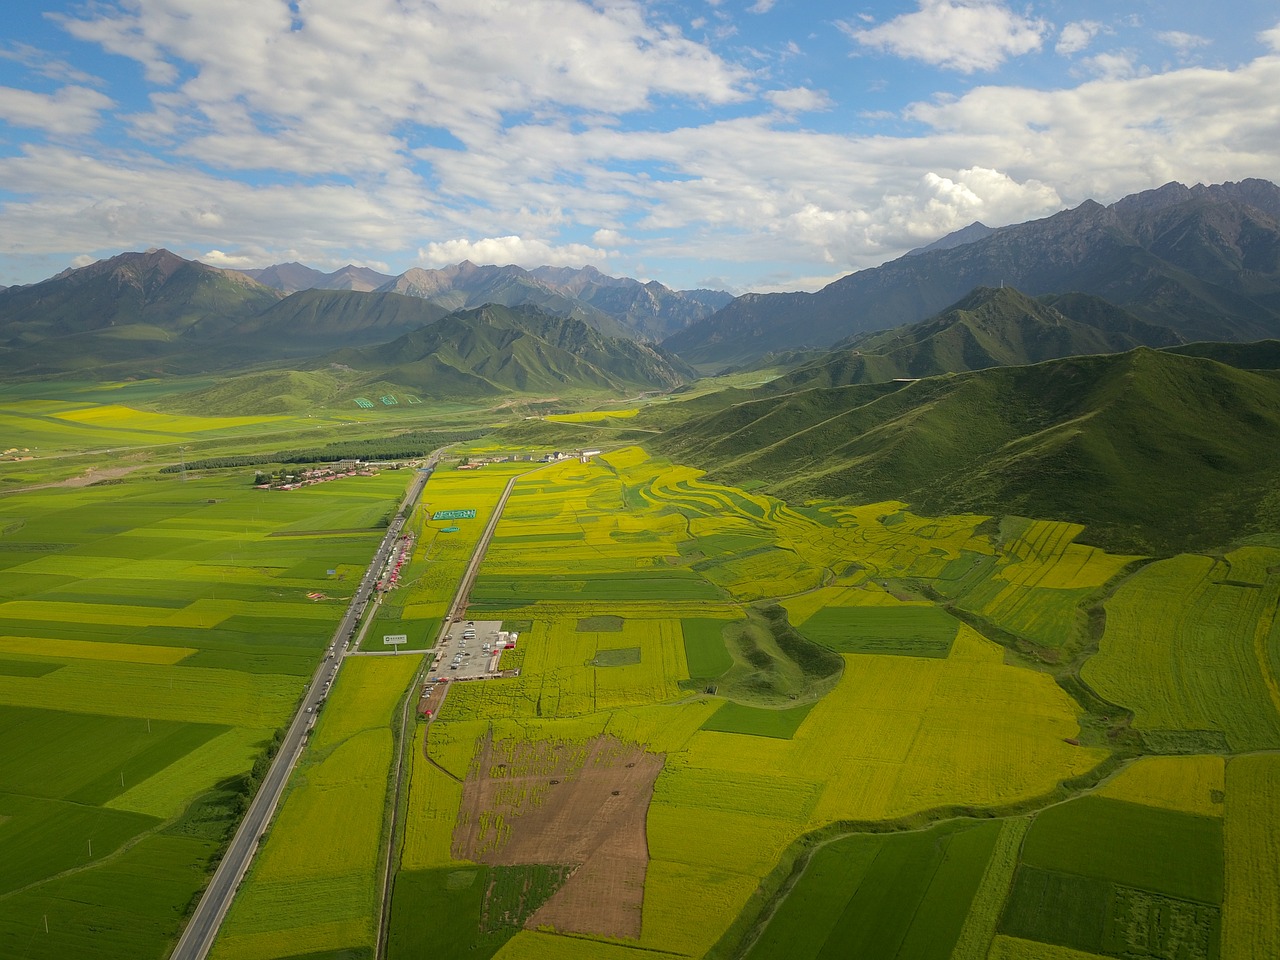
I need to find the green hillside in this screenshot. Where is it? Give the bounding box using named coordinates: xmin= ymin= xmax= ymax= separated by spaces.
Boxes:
xmin=307 ymin=303 xmax=694 ymax=400
xmin=767 ymin=286 xmax=1182 ymax=392
xmin=226 ymin=289 xmax=450 ymax=352
xmin=655 ymin=347 xmax=1280 ymax=554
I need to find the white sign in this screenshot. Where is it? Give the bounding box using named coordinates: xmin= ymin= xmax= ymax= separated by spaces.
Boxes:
xmin=383 ymin=634 xmax=408 ymax=645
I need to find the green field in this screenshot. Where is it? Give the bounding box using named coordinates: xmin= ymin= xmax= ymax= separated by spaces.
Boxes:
xmin=795 ymin=604 xmax=960 ymax=657
xmin=999 ymin=795 xmax=1224 ymax=958
xmin=2 ymin=381 xmax=1277 ymax=960
xmin=746 ymin=819 xmax=1003 ymax=960
xmin=0 ymin=442 xmax=410 ymax=959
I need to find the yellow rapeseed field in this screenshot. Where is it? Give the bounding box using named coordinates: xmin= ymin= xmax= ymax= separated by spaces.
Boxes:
xmin=0 ymin=635 xmax=196 ymax=664
xmin=1222 ymin=754 xmax=1280 ymax=960
xmin=1096 ymin=755 xmax=1226 ymax=817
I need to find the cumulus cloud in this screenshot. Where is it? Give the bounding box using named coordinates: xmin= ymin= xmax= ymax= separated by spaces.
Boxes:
xmin=1158 ymin=31 xmax=1210 ymax=55
xmin=840 ymin=0 xmax=1048 ymax=73
xmin=419 ymin=236 xmax=609 ymax=268
xmin=765 ymin=87 xmax=835 ymax=112
xmin=1056 ymin=21 xmax=1105 ymax=56
xmin=1082 ymin=51 xmax=1144 ymax=81
xmin=0 ymin=85 xmax=113 ymax=135
xmin=592 ymin=228 xmax=627 ymax=246
xmin=53 ymin=0 xmax=751 ymax=176
xmin=1262 ymin=22 xmax=1280 ymax=52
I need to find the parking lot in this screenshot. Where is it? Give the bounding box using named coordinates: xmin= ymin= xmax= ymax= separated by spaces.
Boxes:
xmin=428 ymin=619 xmax=513 ymax=681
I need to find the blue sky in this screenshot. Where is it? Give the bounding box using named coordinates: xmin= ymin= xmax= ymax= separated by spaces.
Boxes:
xmin=2 ymin=1 xmax=1278 ymax=293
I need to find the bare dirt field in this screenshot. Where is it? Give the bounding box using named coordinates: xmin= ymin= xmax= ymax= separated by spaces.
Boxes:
xmin=452 ymin=732 xmax=663 ymax=940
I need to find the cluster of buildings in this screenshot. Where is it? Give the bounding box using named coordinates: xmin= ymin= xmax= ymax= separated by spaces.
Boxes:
xmin=455 ymin=449 xmax=602 ymax=469
xmin=254 ymin=462 xmax=378 ymax=491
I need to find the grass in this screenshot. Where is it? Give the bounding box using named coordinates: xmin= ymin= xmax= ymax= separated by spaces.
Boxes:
xmin=682 ymin=617 xmax=734 ymax=681
xmin=1082 ymin=551 xmax=1280 ymax=751
xmin=386 ymin=867 xmax=515 ymax=960
xmin=1019 ymin=796 xmax=1223 ymax=904
xmin=214 ymin=656 xmax=420 ymax=959
xmin=0 ymin=458 xmax=412 ymax=960
xmin=700 ymin=700 xmax=815 ymax=739
xmin=795 ymin=604 xmax=959 ymax=657
xmin=1222 ymin=755 xmax=1280 ymax=959
xmin=746 ymin=819 xmax=1003 ymax=960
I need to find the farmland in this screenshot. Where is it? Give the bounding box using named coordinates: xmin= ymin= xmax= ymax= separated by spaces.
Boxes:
xmin=210 ymin=656 xmax=421 ymax=960
xmin=3 ymin=378 xmax=1278 ymax=960
xmin=0 ymin=430 xmax=413 ymax=960
xmin=388 ymin=446 xmax=1223 ymax=960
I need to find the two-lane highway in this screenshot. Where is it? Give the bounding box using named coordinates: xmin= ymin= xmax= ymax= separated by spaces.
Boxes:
xmin=170 ymin=456 xmax=438 ymax=960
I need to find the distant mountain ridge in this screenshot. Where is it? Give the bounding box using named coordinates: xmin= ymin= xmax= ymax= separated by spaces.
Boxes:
xmin=241 ymin=259 xmax=731 ymax=341
xmin=0 ymin=249 xmax=725 ymax=379
xmin=665 ymin=178 xmax=1280 ymax=368
xmin=238 ymin=262 xmax=394 ymax=293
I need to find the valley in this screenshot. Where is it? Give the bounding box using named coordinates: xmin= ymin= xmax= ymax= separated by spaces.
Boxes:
xmin=2 ymin=178 xmax=1279 ymax=960
xmin=1 ymin=389 xmax=1276 ymax=960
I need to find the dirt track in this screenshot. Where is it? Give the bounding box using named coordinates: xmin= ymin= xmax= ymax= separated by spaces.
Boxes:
xmin=452 ymin=733 xmax=662 ymax=939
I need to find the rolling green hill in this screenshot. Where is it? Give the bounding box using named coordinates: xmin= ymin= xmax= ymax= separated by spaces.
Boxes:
xmin=654 ymin=347 xmax=1280 ymax=554
xmin=320 ymin=303 xmax=694 ymax=397
xmin=766 ymin=286 xmax=1182 ymax=392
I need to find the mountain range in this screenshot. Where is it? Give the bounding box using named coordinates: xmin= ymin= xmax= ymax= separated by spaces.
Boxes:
xmin=665 ymin=178 xmax=1280 ymax=368
xmin=240 ymin=259 xmax=731 ymax=340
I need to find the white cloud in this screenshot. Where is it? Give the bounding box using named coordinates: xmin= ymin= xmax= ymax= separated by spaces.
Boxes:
xmin=749 ymin=0 xmax=777 ymax=12
xmin=0 ymin=84 xmax=113 ymax=135
xmin=765 ymin=87 xmax=834 ymax=112
xmin=1262 ymin=22 xmax=1280 ymax=53
xmin=592 ymin=228 xmax=627 ymax=246
xmin=1056 ymin=21 xmax=1104 ymax=56
xmin=0 ymin=43 xmax=101 ymax=86
xmin=841 ymin=0 xmax=1048 ymax=73
xmin=419 ymin=237 xmax=609 ymax=269
xmin=53 ymin=0 xmax=751 ymax=176
xmin=1081 ymin=51 xmax=1144 ymax=81
xmin=1158 ymin=31 xmax=1210 ymax=55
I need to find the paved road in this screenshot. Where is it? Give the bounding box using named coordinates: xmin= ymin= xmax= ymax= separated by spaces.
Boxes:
xmin=374 ymin=463 xmax=541 ymax=957
xmin=170 ymin=457 xmax=437 ymax=960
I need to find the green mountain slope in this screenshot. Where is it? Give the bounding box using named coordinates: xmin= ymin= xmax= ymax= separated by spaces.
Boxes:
xmin=226 ymin=289 xmax=450 ymax=353
xmin=0 ymin=248 xmax=281 ymax=341
xmin=768 ymin=286 xmax=1182 ymax=392
xmin=654 ymin=348 xmax=1280 ymax=554
xmin=318 ymin=303 xmax=695 ymax=398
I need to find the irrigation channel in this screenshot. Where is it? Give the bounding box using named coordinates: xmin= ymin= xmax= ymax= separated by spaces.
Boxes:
xmin=170 ymin=456 xmax=437 ymax=960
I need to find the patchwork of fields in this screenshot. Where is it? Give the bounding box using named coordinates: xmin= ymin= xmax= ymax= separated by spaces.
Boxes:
xmin=0 ymin=465 xmax=409 ymax=959
xmin=379 ymin=447 xmax=1278 ymax=960
xmin=5 ymin=405 xmax=1278 ymax=960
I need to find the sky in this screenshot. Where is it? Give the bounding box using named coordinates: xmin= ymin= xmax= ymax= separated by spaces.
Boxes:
xmin=1 ymin=1 xmax=1278 ymax=294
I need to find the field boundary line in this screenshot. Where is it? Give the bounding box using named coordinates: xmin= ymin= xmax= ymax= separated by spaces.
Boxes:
xmin=375 ymin=459 xmax=548 ymax=959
